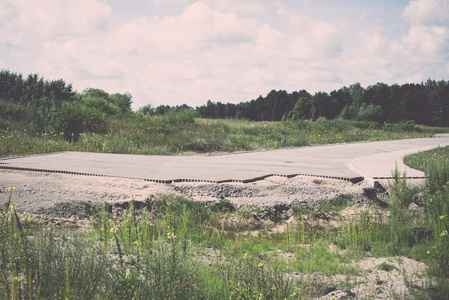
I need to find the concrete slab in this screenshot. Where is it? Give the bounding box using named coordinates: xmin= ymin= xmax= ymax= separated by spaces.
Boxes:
xmin=1 ymin=136 xmax=449 ymax=185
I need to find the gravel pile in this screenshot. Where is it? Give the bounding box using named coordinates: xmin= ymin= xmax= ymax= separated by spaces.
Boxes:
xmin=175 ymin=184 xmax=265 ymax=198
xmin=279 ymin=181 xmax=355 ymax=210
xmin=1 ymin=184 xmax=129 ymax=214
xmin=36 ymin=201 xmax=102 ymax=218
xmin=281 ymin=183 xmax=341 ymax=202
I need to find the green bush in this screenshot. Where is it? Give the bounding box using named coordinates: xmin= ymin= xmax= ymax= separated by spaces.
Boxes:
xmin=80 ymin=105 xmax=107 ymax=134
xmin=165 ymin=108 xmax=199 ymax=126
xmin=356 ymin=103 xmax=383 ymax=123
xmin=53 ymin=102 xmax=107 ymax=142
xmin=81 ymin=96 xmax=121 ymax=116
xmin=383 ymin=120 xmax=418 ymax=132
xmin=137 ymin=104 xmax=154 ymax=115
xmin=350 ymin=120 xmax=383 ymax=129
xmin=53 ymin=102 xmax=85 ymax=141
xmin=0 ymin=100 xmax=28 ymax=121
xmin=27 ymin=98 xmax=55 ymax=132
xmin=425 ymin=158 xmax=449 ymax=197
xmin=338 ymin=104 xmax=357 ymax=120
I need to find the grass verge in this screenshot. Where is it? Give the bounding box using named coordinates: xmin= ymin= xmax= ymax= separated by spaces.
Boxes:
xmin=1 ymin=116 xmax=444 ymax=158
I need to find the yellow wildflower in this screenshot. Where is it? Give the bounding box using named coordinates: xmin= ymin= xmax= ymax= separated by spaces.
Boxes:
xmin=440 ymin=230 xmax=448 ymax=237
xmin=7 ymin=187 xmax=15 ymax=192
xmin=440 ymin=215 xmax=445 ymax=220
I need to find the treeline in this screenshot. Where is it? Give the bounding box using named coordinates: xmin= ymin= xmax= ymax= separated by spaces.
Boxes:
xmin=3 ymin=69 xmax=449 ymax=138
xmin=0 ymin=70 xmax=132 ymax=140
xmin=140 ymin=80 xmax=449 ymax=127
xmin=0 ymin=70 xmax=76 ymax=104
xmin=194 ymin=81 xmax=449 ymax=126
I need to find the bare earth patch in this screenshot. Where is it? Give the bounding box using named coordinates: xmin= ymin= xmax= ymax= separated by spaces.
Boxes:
xmin=314 ymin=256 xmax=430 ymax=299
xmin=0 ymin=169 xmax=363 ymax=212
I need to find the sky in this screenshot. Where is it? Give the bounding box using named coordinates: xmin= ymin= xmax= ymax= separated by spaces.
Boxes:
xmin=1 ymin=0 xmax=449 ymax=109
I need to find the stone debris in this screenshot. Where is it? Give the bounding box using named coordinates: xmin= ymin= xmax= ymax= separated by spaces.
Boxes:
xmin=281 ymin=182 xmax=341 ymax=202
xmin=175 ymin=184 xmax=266 ymax=198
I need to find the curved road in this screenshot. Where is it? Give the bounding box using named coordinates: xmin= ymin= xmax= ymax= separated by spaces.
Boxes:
xmin=1 ymin=136 xmax=449 ymax=186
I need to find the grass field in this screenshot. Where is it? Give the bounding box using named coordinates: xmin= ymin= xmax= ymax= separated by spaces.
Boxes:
xmin=0 ymin=115 xmax=444 ymax=158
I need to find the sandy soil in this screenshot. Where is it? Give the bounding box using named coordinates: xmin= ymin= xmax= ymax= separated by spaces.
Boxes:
xmin=0 ymin=169 xmax=364 ymax=212
xmin=0 ymin=169 xmax=434 ymax=299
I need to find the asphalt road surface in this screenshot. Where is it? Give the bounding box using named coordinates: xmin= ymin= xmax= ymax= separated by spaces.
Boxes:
xmin=1 ymin=136 xmax=449 ymax=186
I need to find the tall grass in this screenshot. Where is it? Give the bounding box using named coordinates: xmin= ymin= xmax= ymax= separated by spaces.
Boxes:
xmin=405 ymin=148 xmax=449 ymax=281
xmin=1 ymin=115 xmax=439 ymax=158
xmin=0 ymin=191 xmax=298 ymax=299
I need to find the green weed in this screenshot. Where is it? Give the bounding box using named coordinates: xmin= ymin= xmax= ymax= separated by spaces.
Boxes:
xmin=1 ymin=115 xmax=440 ymax=158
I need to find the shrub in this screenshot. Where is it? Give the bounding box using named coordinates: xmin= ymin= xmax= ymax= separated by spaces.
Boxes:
xmin=27 ymin=98 xmax=57 ymax=132
xmin=53 ymin=102 xmax=107 ymax=142
xmin=425 ymin=158 xmax=449 ymax=197
xmin=137 ymin=104 xmax=154 ymax=115
xmin=383 ymin=120 xmax=418 ymax=132
xmin=350 ymin=120 xmax=382 ymax=129
xmin=81 ymin=96 xmax=121 ymax=116
xmin=356 ymin=103 xmax=383 ymax=123
xmin=53 ymin=102 xmax=85 ymax=141
xmin=165 ymin=108 xmax=199 ymax=126
xmin=81 ymin=105 xmax=107 ymax=134
xmin=210 ymin=197 xmax=235 ymax=213
xmin=0 ymin=100 xmax=28 ymax=121
xmin=389 ymin=166 xmax=420 ymax=226
xmin=338 ymin=104 xmax=357 ymax=120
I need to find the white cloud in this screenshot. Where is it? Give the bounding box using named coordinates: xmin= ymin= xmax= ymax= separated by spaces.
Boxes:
xmin=102 ymin=1 xmax=352 ymax=106
xmin=401 ymin=25 xmax=449 ymax=58
xmin=402 ymin=0 xmax=449 ymax=26
xmin=401 ymin=0 xmax=449 ymax=56
xmin=328 ymin=0 xmax=449 ymax=89
xmin=0 ymin=1 xmax=23 ymax=45
xmin=276 ymin=9 xmax=343 ymax=60
xmin=0 ymin=0 xmax=111 ymax=45
xmin=115 ymin=1 xmax=258 ymax=54
xmin=214 ymin=0 xmax=283 ymax=15
xmin=390 ymin=0 xmax=449 ymax=78
xmin=38 ymin=38 xmax=127 ymax=86
xmin=151 ymin=0 xmax=190 ymax=5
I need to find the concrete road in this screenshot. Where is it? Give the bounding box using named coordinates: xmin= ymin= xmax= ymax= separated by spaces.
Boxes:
xmin=1 ymin=136 xmax=449 ymax=185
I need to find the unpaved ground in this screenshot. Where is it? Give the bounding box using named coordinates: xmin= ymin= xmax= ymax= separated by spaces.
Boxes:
xmin=0 ymin=169 xmax=364 ymax=213
xmin=300 ymin=255 xmax=432 ymax=300
xmin=0 ymin=169 xmax=433 ymax=299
